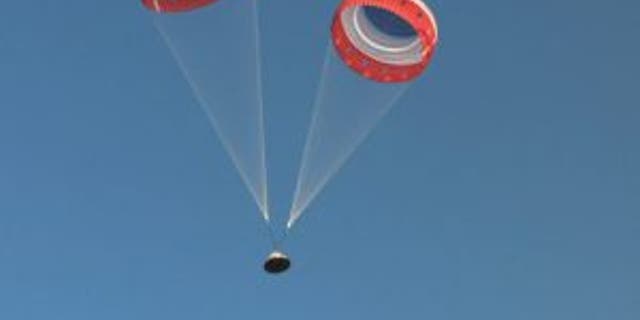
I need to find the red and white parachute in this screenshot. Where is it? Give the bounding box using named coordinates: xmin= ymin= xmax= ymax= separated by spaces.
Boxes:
xmin=331 ymin=0 xmax=438 ymax=82
xmin=142 ymin=0 xmax=217 ymax=13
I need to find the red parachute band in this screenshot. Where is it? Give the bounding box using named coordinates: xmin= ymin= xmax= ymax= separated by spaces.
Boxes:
xmin=142 ymin=0 xmax=217 ymax=13
xmin=331 ymin=0 xmax=439 ymax=83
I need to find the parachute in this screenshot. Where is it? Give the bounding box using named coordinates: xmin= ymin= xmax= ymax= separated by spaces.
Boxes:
xmin=143 ymin=0 xmax=280 ymax=272
xmin=144 ymin=0 xmax=269 ymax=220
xmin=142 ymin=0 xmax=217 ymax=13
xmin=331 ymin=0 xmax=438 ymax=82
xmin=288 ymin=0 xmax=439 ymax=227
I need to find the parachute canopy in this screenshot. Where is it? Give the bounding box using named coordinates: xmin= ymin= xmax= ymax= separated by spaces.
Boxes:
xmin=332 ymin=0 xmax=438 ymax=82
xmin=142 ymin=0 xmax=217 ymax=13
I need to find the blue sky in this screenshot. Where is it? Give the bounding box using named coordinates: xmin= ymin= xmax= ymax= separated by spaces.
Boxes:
xmin=1 ymin=0 xmax=639 ymax=319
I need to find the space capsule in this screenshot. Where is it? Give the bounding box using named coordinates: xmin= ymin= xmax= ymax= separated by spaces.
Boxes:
xmin=264 ymin=251 xmax=291 ymax=274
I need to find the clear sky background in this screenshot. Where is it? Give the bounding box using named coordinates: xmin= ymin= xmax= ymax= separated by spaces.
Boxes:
xmin=1 ymin=0 xmax=639 ymax=319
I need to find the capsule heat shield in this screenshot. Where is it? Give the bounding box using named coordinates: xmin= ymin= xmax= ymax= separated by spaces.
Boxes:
xmin=264 ymin=251 xmax=291 ymax=274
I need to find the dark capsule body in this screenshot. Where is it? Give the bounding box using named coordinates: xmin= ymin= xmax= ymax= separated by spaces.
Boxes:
xmin=264 ymin=251 xmax=291 ymax=274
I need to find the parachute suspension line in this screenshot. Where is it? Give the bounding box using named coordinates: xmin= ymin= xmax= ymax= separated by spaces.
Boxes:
xmin=251 ymin=0 xmax=270 ymax=225
xmin=154 ymin=18 xmax=270 ymax=222
xmin=249 ymin=0 xmax=281 ymax=249
xmin=287 ymin=43 xmax=334 ymax=229
xmin=262 ymin=218 xmax=280 ymax=249
xmin=287 ymin=44 xmax=413 ymax=229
